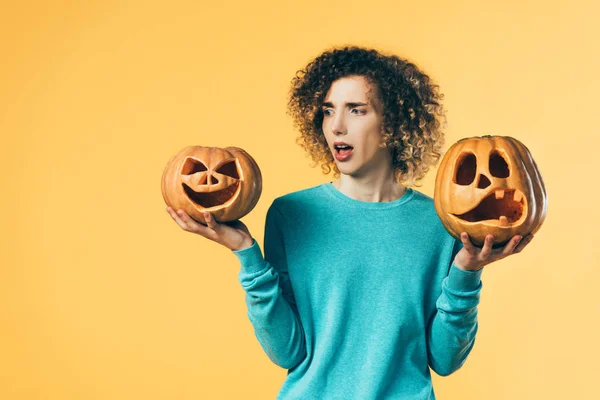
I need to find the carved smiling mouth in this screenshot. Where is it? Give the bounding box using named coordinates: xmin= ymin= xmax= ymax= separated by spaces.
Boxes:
xmin=182 ymin=182 xmax=240 ymax=208
xmin=451 ymin=188 xmax=526 ymax=226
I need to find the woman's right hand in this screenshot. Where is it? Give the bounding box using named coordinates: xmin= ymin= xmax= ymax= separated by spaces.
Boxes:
xmin=166 ymin=207 xmax=254 ymax=251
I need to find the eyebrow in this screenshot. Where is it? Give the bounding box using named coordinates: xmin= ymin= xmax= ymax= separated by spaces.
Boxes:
xmin=321 ymin=101 xmax=369 ymax=108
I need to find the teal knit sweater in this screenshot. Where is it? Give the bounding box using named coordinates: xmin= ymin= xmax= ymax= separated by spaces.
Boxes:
xmin=232 ymin=182 xmax=483 ymax=399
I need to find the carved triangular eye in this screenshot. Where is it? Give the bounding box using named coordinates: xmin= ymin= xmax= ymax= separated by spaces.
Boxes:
xmin=181 ymin=158 xmax=207 ymax=175
xmin=455 ymin=153 xmax=476 ymax=185
xmin=489 ymin=151 xmax=509 ymax=178
xmin=216 ymin=160 xmax=239 ymax=178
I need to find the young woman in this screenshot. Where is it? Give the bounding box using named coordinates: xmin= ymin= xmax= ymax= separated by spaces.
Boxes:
xmin=166 ymin=46 xmax=533 ymax=399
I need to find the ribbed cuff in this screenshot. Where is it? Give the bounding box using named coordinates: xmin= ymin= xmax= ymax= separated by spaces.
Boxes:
xmin=447 ymin=263 xmax=483 ymax=292
xmin=231 ymin=239 xmax=267 ymax=274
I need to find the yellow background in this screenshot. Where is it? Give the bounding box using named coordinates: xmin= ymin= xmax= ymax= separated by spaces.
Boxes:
xmin=1 ymin=0 xmax=598 ymax=398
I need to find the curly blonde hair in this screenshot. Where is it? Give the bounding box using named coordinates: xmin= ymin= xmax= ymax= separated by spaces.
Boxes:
xmin=286 ymin=45 xmax=448 ymax=187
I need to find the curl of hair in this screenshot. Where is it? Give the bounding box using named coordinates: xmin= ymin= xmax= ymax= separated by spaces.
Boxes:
xmin=286 ymin=45 xmax=448 ymax=187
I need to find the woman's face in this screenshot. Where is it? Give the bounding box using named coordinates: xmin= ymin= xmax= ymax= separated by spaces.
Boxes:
xmin=321 ymin=75 xmax=390 ymax=178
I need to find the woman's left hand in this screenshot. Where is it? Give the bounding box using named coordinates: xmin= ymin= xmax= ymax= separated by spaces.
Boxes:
xmin=453 ymin=232 xmax=535 ymax=271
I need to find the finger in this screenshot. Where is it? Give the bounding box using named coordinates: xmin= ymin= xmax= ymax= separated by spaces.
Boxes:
xmin=203 ymin=211 xmax=219 ymax=231
xmin=513 ymin=234 xmax=534 ymax=253
xmin=176 ymin=210 xmax=215 ymax=237
xmin=166 ymin=207 xmax=190 ymax=230
xmin=479 ymin=235 xmax=495 ymax=260
xmin=501 ymin=235 xmax=523 ymax=257
xmin=176 ymin=210 xmax=207 ymax=233
xmin=460 ymin=232 xmax=477 ymax=255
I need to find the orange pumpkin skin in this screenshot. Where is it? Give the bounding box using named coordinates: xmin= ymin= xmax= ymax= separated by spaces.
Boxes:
xmin=161 ymin=146 xmax=262 ymax=224
xmin=434 ymin=135 xmax=547 ymax=248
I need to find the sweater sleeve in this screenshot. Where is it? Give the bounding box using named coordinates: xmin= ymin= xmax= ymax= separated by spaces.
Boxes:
xmin=426 ymin=237 xmax=483 ymax=376
xmin=232 ymin=202 xmax=307 ymax=370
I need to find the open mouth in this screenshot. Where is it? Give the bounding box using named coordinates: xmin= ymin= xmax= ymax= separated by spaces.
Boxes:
xmin=182 ymin=182 xmax=240 ymax=208
xmin=334 ymin=145 xmax=354 ymax=159
xmin=451 ymin=188 xmax=526 ymax=227
xmin=334 ymin=144 xmax=353 ymax=151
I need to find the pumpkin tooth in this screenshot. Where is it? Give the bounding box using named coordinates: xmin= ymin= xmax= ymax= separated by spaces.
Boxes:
xmin=495 ymin=189 xmax=505 ymax=199
xmin=499 ymin=215 xmax=509 ymax=226
xmin=514 ymin=191 xmax=523 ymax=202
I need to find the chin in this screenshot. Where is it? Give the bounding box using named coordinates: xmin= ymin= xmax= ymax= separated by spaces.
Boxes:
xmin=338 ymin=166 xmax=362 ymax=178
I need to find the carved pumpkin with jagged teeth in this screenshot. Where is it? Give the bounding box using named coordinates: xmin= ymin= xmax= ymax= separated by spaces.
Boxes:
xmin=161 ymin=146 xmax=262 ymax=224
xmin=434 ymin=135 xmax=547 ymax=248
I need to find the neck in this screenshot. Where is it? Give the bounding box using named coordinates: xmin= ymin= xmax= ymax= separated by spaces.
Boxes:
xmin=332 ymin=172 xmax=406 ymax=203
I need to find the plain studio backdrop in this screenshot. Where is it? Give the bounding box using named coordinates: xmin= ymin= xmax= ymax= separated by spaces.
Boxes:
xmin=1 ymin=0 xmax=597 ymax=399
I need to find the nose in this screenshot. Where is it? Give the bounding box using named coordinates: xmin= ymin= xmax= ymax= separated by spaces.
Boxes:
xmin=330 ymin=112 xmax=346 ymax=135
xmin=477 ymin=173 xmax=491 ymax=189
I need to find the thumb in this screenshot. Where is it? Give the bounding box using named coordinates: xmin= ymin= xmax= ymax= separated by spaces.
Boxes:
xmin=203 ymin=211 xmax=219 ymax=230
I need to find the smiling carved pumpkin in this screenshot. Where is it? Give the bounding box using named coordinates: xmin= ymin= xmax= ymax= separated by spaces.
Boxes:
xmin=434 ymin=135 xmax=547 ymax=248
xmin=161 ymin=146 xmax=262 ymax=224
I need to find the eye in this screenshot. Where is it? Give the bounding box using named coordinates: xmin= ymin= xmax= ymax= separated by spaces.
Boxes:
xmin=454 ymin=152 xmax=477 ymax=185
xmin=323 ymin=109 xmax=332 ymax=116
xmin=216 ymin=160 xmax=239 ymax=178
xmin=351 ymin=108 xmax=365 ymax=115
xmin=181 ymin=158 xmax=207 ymax=175
xmin=489 ymin=151 xmax=510 ymax=178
